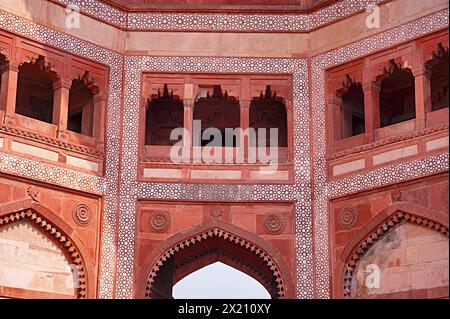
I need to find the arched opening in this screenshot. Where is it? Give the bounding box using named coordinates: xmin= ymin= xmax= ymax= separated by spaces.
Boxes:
xmin=15 ymin=56 xmax=56 ymax=124
xmin=339 ymin=80 xmax=365 ymax=138
xmin=145 ymin=84 xmax=184 ymax=146
xmin=342 ymin=207 xmax=449 ymax=298
xmin=194 ymin=85 xmax=240 ymax=147
xmin=0 ymin=219 xmax=75 ymax=298
xmin=144 ymin=227 xmax=288 ymax=299
xmin=352 ymin=222 xmax=448 ymax=297
xmin=68 ymin=78 xmax=94 ymax=136
xmin=250 ymin=86 xmax=287 ymax=147
xmin=428 ymin=43 xmax=449 ymax=112
xmin=173 ymin=261 xmax=271 ymax=299
xmin=379 ymin=60 xmax=416 ymax=128
xmin=0 ymin=202 xmax=89 ymax=299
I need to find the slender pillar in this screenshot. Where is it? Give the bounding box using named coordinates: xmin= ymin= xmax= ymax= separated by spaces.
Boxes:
xmin=93 ymin=94 xmax=106 ymax=149
xmin=183 ymin=99 xmax=194 ymax=149
xmin=0 ymin=62 xmax=19 ymax=124
xmin=327 ymin=93 xmax=343 ymax=146
xmin=240 ymin=100 xmax=250 ymax=163
xmin=362 ymin=81 xmax=381 ymax=142
xmin=53 ymin=77 xmax=72 ymax=137
xmin=413 ymin=66 xmax=432 ymax=130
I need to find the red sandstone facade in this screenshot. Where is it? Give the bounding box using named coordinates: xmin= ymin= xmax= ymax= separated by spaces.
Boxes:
xmin=0 ymin=0 xmax=448 ymax=299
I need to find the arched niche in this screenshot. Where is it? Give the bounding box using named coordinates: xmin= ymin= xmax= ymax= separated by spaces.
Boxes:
xmin=250 ymin=85 xmax=287 ymax=147
xmin=145 ymin=84 xmax=184 ymax=146
xmin=335 ymin=76 xmax=365 ymax=139
xmin=0 ymin=200 xmax=92 ymax=299
xmin=68 ymin=75 xmax=96 ymax=136
xmin=378 ymin=59 xmax=416 ymax=128
xmin=193 ymin=85 xmax=240 ymax=147
xmin=341 ymin=203 xmax=449 ymax=298
xmin=15 ymin=55 xmax=57 ymax=124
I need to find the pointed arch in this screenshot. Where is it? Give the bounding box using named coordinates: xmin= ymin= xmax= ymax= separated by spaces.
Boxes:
xmin=137 ymin=219 xmax=294 ymax=299
xmin=338 ymin=202 xmax=449 ymax=298
xmin=0 ymin=199 xmax=95 ymax=298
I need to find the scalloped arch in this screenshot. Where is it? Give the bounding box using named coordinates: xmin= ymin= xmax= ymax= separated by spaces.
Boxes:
xmin=0 ymin=199 xmax=95 ymax=298
xmin=139 ymin=219 xmax=294 ymax=299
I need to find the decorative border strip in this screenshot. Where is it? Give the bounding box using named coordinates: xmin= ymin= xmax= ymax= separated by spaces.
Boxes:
xmin=51 ymin=0 xmax=384 ymax=32
xmin=311 ymin=9 xmax=449 ymax=298
xmin=328 ymin=124 xmax=449 ymax=160
xmin=119 ymin=55 xmax=312 ymax=299
xmin=0 ymin=10 xmax=123 ymax=299
xmin=0 ymin=125 xmax=104 ymax=157
xmin=342 ymin=211 xmax=449 ymax=297
xmin=329 ymin=153 xmax=449 ymax=198
xmin=0 ymin=152 xmax=102 ymax=194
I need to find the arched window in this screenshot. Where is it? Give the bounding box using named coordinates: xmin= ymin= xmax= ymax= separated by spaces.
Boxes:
xmin=428 ymin=43 xmax=449 ymax=112
xmin=173 ymin=262 xmax=271 ymax=299
xmin=145 ymin=84 xmax=184 ymax=146
xmin=250 ymin=86 xmax=287 ymax=147
xmin=379 ymin=59 xmax=416 ymax=128
xmin=15 ymin=56 xmax=56 ymax=124
xmin=193 ymin=85 xmax=240 ymax=147
xmin=339 ymin=78 xmax=365 ymax=138
xmin=68 ymin=78 xmax=94 ymax=136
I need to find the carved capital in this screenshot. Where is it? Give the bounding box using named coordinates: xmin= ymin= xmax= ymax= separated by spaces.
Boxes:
xmin=53 ymin=77 xmax=72 ymax=90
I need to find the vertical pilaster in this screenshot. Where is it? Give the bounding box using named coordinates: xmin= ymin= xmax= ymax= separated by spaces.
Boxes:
xmin=53 ymin=77 xmax=72 ymax=137
xmin=183 ymin=99 xmax=194 ymax=150
xmin=327 ymin=94 xmax=342 ymax=147
xmin=413 ymin=66 xmax=432 ymax=130
xmin=93 ymin=94 xmax=106 ymax=149
xmin=362 ymin=81 xmax=381 ymax=142
xmin=0 ymin=62 xmax=19 ymax=124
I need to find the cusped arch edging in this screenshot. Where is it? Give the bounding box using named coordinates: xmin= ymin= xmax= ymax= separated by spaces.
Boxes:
xmin=137 ymin=219 xmax=295 ymax=299
xmin=338 ymin=202 xmax=449 ymax=298
xmin=0 ymin=199 xmax=95 ymax=299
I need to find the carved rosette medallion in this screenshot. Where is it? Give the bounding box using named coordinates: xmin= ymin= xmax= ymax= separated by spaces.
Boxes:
xmin=209 ymin=206 xmax=223 ymax=219
xmin=73 ymin=203 xmax=92 ymax=226
xmin=338 ymin=206 xmax=358 ymax=230
xmin=263 ymin=213 xmax=286 ymax=235
xmin=150 ymin=211 xmax=170 ymax=233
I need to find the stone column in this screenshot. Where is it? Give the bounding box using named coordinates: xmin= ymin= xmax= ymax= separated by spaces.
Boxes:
xmin=0 ymin=62 xmax=19 ymax=124
xmin=93 ymin=94 xmax=106 ymax=149
xmin=53 ymin=77 xmax=72 ymax=138
xmin=413 ymin=66 xmax=432 ymax=130
xmin=327 ymin=94 xmax=342 ymax=146
xmin=183 ymin=99 xmax=194 ymax=150
xmin=240 ymin=100 xmax=250 ymax=163
xmin=362 ymin=81 xmax=381 ymax=142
